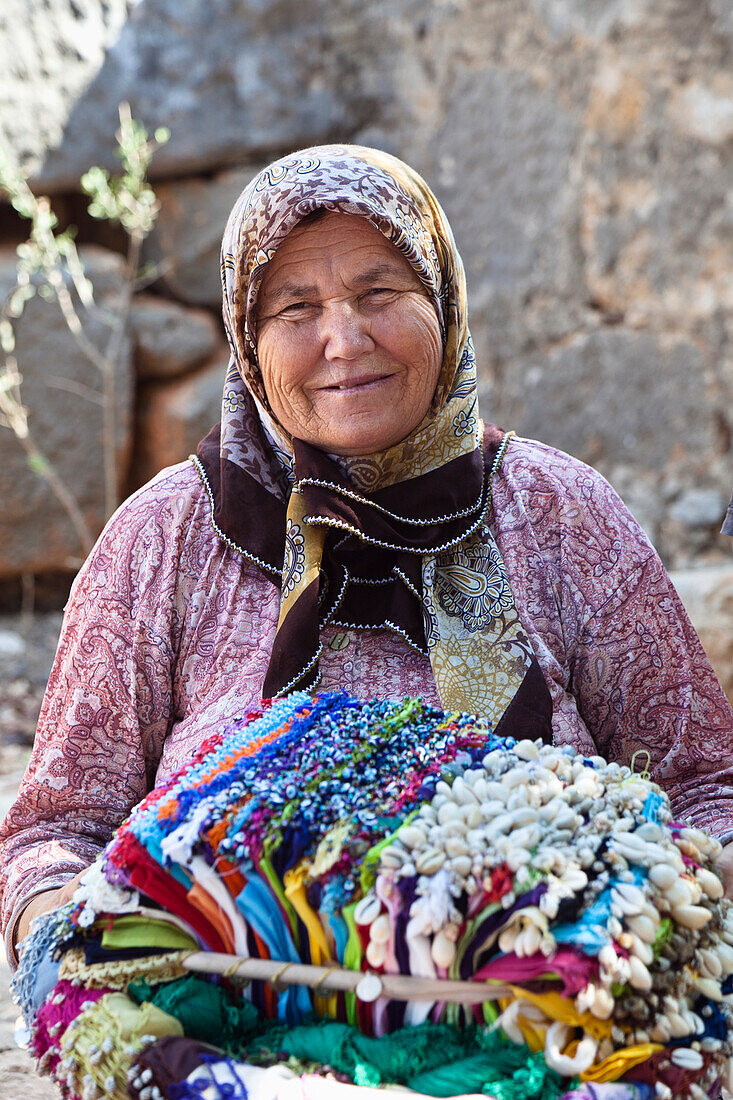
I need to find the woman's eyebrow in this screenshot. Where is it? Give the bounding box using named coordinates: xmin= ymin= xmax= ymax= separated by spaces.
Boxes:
xmin=351 ymin=262 xmax=412 ymax=288
xmin=260 ymin=280 xmax=319 ymax=310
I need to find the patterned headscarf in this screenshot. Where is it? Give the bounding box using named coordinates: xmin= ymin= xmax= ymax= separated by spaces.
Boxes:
xmin=194 ymin=145 xmax=551 ymax=734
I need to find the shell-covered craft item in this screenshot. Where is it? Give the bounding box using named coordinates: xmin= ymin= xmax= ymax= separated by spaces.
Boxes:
xmin=12 ymin=692 xmax=733 ymax=1100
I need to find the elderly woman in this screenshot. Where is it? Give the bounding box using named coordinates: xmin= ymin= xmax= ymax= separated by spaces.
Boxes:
xmin=3 ymin=144 xmax=733 ymax=963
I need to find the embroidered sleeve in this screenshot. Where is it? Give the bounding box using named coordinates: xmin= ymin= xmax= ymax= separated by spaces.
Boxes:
xmin=0 ymin=465 xmax=201 ymax=959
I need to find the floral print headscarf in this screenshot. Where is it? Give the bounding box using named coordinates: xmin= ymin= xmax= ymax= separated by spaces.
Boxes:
xmin=194 ymin=144 xmax=551 ymax=735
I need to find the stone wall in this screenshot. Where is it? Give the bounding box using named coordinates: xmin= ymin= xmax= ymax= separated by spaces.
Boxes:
xmin=1 ymin=2 xmax=732 ymax=603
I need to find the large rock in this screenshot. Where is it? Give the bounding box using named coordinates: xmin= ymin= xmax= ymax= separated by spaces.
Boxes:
xmin=670 ymin=566 xmax=733 ymax=708
xmin=131 ymin=294 xmax=222 ymax=378
xmin=131 ymin=356 xmax=226 ymax=488
xmin=493 ymin=328 xmax=715 ymax=476
xmin=490 ymin=327 xmax=730 ymax=558
xmin=0 ymin=246 xmax=133 ymax=578
xmin=142 ymin=168 xmax=258 ymax=308
xmin=3 ymin=0 xmax=388 ymax=193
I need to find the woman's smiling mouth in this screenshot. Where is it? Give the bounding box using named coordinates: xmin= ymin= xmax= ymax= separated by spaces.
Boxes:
xmin=321 ymin=372 xmax=397 ymax=393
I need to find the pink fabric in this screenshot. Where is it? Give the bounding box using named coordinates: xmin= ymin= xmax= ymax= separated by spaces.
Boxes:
xmin=30 ymin=980 xmax=110 ymax=1075
xmin=3 ymin=436 xmax=733 ymax=960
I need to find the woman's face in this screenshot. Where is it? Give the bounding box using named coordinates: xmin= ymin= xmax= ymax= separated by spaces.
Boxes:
xmin=256 ymin=212 xmax=443 ymax=456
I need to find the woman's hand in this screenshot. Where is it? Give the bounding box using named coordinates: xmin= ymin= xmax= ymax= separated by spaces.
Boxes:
xmin=717 ymin=842 xmax=733 ymax=898
xmin=14 ymin=870 xmax=86 ymax=951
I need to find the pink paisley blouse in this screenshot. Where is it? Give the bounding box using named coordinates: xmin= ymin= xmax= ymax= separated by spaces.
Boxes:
xmin=3 ymin=436 xmax=733 ymax=957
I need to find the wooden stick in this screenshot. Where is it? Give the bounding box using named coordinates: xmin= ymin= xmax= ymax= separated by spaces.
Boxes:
xmin=183 ymin=952 xmax=513 ymax=1005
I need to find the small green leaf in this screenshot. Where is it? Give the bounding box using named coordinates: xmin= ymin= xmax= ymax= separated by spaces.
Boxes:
xmin=28 ymin=452 xmax=51 ymax=476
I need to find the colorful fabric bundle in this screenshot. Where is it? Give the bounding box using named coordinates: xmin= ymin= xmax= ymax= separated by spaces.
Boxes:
xmin=13 ymin=692 xmax=733 ymax=1100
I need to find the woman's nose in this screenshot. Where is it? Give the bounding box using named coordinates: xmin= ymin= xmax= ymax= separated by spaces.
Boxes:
xmin=321 ymin=301 xmax=375 ymax=361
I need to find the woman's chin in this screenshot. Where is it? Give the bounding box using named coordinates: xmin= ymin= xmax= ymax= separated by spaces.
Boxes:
xmin=304 ymin=402 xmax=416 ymax=457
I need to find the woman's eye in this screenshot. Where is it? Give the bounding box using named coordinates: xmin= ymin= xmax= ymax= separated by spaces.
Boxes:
xmin=363 ymin=287 xmax=396 ymax=302
xmin=279 ymin=301 xmax=312 ymax=317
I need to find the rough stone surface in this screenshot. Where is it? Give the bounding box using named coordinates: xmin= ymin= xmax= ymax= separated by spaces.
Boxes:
xmin=3 ymin=0 xmax=390 ymax=193
xmin=131 ymin=294 xmax=222 ymax=379
xmin=143 ymin=167 xmax=260 ymax=308
xmin=489 ymin=326 xmax=732 ymax=560
xmin=670 ymin=566 xmax=733 ymax=707
xmin=0 ymin=246 xmax=134 ymax=578
xmin=131 ymin=356 xmax=227 ymax=488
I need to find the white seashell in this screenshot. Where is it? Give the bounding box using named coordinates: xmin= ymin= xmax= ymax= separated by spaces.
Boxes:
xmin=610 ymin=883 xmax=645 ymax=915
xmin=544 ymin=1022 xmax=598 ymax=1075
xmin=380 ymin=846 xmax=406 ymax=869
xmin=715 ymin=942 xmax=733 ymax=975
xmin=649 ymin=1019 xmax=671 ymax=1043
xmin=482 ymin=750 xmax=505 ymax=771
xmin=648 ymin=863 xmax=678 ymax=890
xmin=502 ymin=767 xmax=528 ymax=790
xmin=450 ymin=855 xmax=472 ymax=878
xmin=442 ymin=820 xmax=468 ymax=837
xmin=484 ymin=811 xmax=515 ymax=838
xmin=435 ymin=780 xmax=454 ymax=799
xmin=464 ymin=805 xmax=483 ymax=829
xmin=696 ymin=866 xmax=724 ymax=900
xmin=634 ymin=822 xmax=664 ymax=843
xmin=451 ymin=777 xmax=478 ymax=806
xmin=445 ymin=836 xmax=470 ymax=858
xmin=628 ymin=955 xmax=652 ymax=991
xmin=590 ymin=985 xmax=615 ymax=1020
xmin=498 ymin=927 xmax=518 ymax=954
xmin=437 ymin=802 xmax=461 ymax=824
xmin=661 ymin=1011 xmax=690 ymax=1039
xmin=624 ymin=913 xmax=657 ymax=943
xmin=694 ymin=975 xmax=722 ymax=1001
xmin=505 ymin=847 xmax=531 ymax=872
xmin=670 ymin=1047 xmax=704 ymax=1071
xmin=398 ymin=825 xmax=426 ymax=850
xmin=354 ymin=895 xmax=382 ymax=926
xmin=430 ymin=930 xmax=457 ymax=968
xmin=466 ymin=828 xmax=487 ymax=849
xmin=471 ymin=778 xmax=489 ymax=802
xmin=365 ymin=939 xmax=386 ymax=968
xmin=509 ymin=824 xmax=541 ymax=851
xmin=684 ymin=1009 xmax=705 ymax=1037
xmin=419 ymin=805 xmax=437 ymax=823
xmin=509 ymin=806 xmax=540 ymax=828
xmin=551 ymin=807 xmax=579 ymax=831
xmin=671 ymin=903 xmax=712 ymax=929
xmin=697 ymin=947 xmax=722 ymax=979
xmin=480 ymin=799 xmax=508 ymax=821
xmin=483 ymin=781 xmax=509 ymax=803
xmin=506 ymin=787 xmax=530 ymax=811
xmin=415 ymin=848 xmax=446 ymax=875
xmin=520 ymin=924 xmax=542 ymax=957
xmin=369 ymin=913 xmax=391 ymax=944
xmin=623 ymin=932 xmax=654 ymax=965
xmin=680 ymin=827 xmax=721 ymax=858
xmin=513 ymin=739 xmax=540 ymax=761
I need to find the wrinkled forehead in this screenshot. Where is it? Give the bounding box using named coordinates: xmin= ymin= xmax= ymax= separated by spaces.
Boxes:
xmin=221 ymin=148 xmax=447 ymax=355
